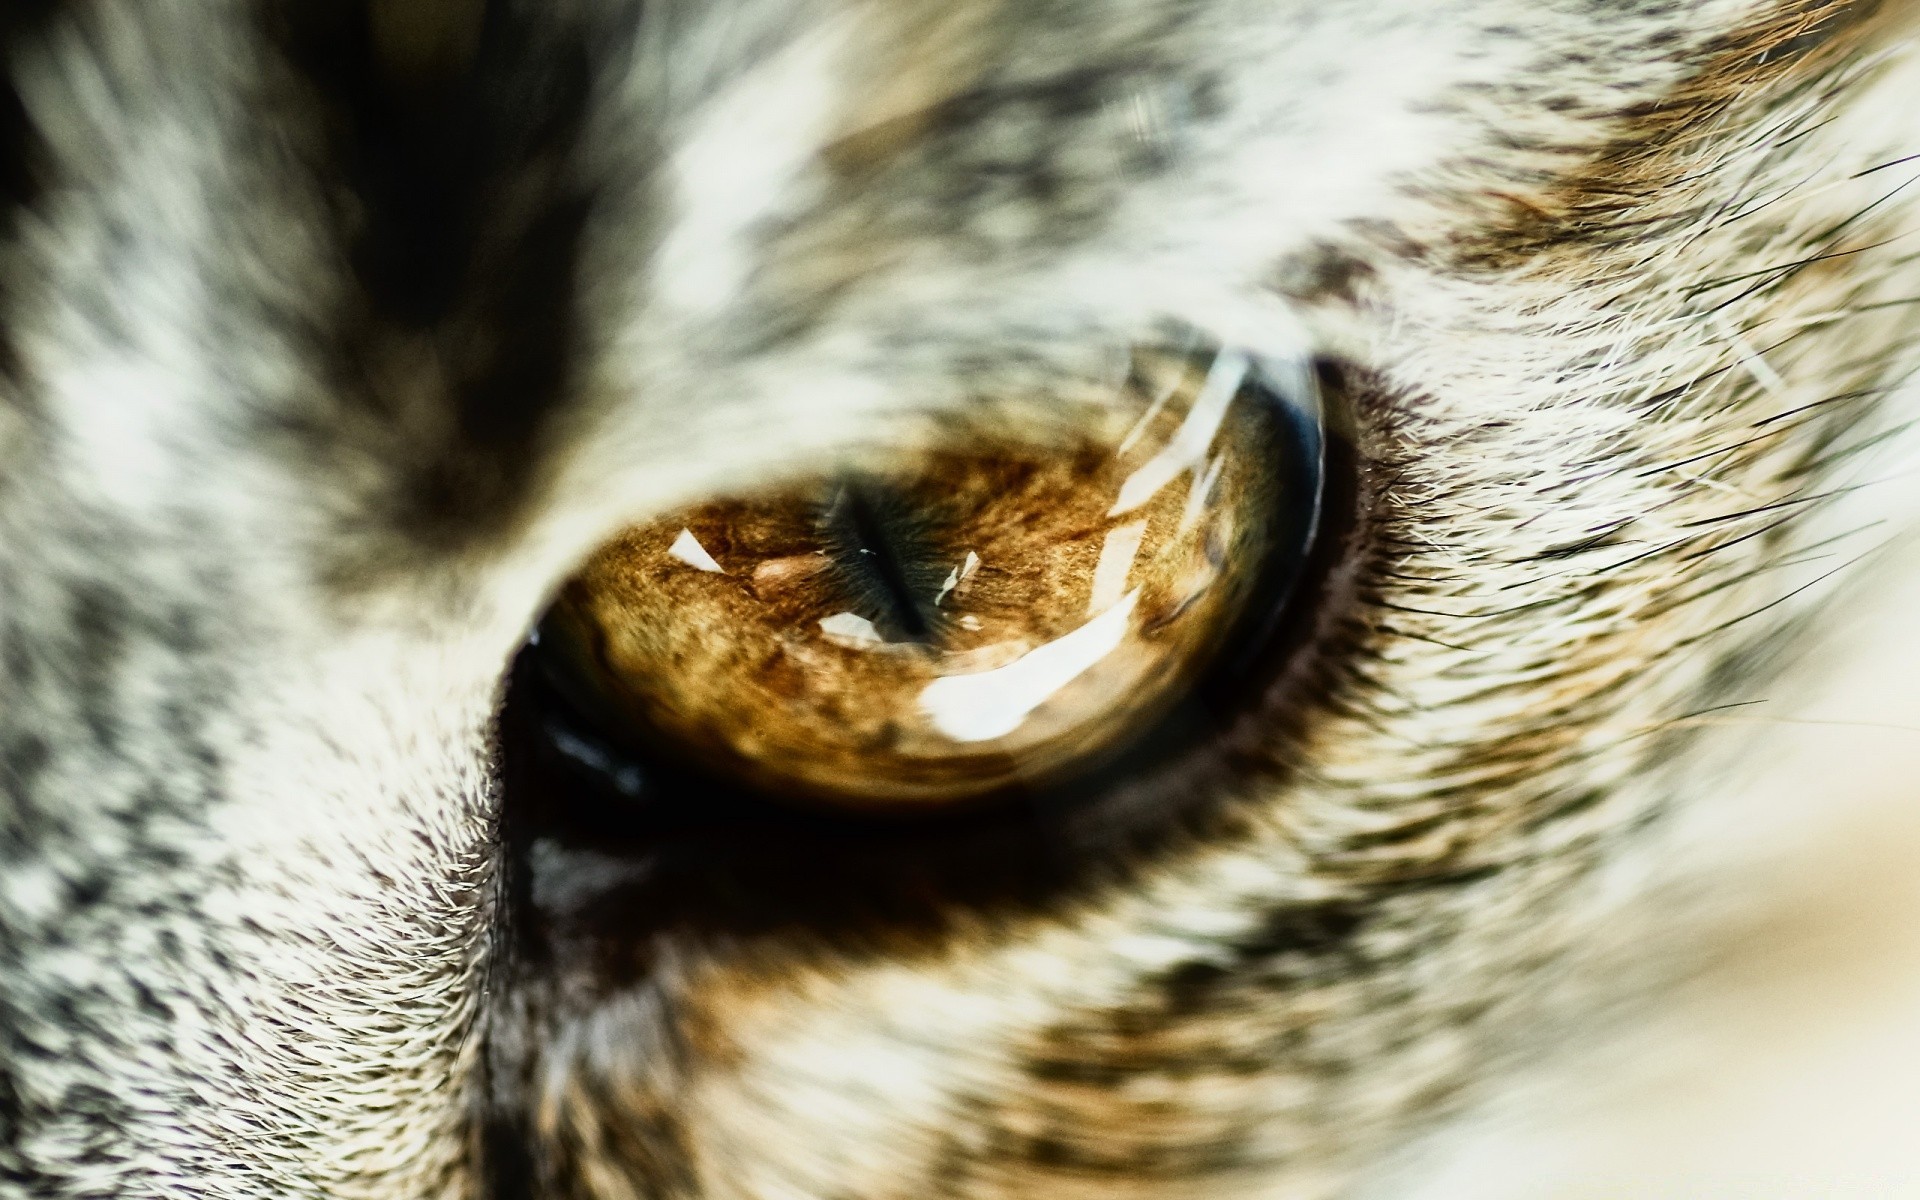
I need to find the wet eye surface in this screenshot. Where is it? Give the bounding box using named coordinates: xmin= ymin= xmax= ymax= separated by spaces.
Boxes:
xmin=528 ymin=346 xmax=1327 ymax=817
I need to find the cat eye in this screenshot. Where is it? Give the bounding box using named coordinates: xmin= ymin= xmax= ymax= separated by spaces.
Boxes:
xmin=527 ymin=343 xmax=1326 ymax=815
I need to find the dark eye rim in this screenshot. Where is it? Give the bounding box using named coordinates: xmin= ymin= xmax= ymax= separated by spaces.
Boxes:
xmin=495 ymin=354 xmax=1366 ymax=943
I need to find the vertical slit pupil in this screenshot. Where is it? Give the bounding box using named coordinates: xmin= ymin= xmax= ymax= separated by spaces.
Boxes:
xmin=820 ymin=481 xmax=944 ymax=643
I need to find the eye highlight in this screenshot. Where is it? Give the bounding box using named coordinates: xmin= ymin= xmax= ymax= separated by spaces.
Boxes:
xmin=533 ymin=346 xmax=1324 ymax=813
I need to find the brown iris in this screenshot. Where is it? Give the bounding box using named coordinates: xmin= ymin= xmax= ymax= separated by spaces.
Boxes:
xmin=544 ymin=350 xmax=1298 ymax=809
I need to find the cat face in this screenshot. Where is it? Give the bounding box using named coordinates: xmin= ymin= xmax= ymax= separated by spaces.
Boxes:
xmin=1 ymin=2 xmax=1917 ymax=1197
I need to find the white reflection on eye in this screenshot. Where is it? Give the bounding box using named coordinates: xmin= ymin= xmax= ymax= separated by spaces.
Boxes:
xmin=1089 ymin=520 xmax=1147 ymax=615
xmin=818 ymin=611 xmax=885 ymax=648
xmin=918 ymin=590 xmax=1141 ymax=742
xmin=668 ymin=528 xmax=726 ymax=573
xmin=1109 ymin=350 xmax=1247 ymax=515
xmin=1179 ymin=453 xmax=1226 ymax=534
